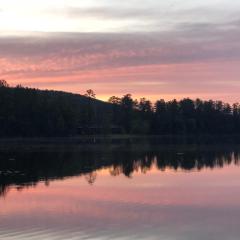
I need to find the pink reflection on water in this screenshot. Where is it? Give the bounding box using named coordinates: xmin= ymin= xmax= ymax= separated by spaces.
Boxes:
xmin=2 ymin=163 xmax=240 ymax=211
xmin=1 ymin=163 xmax=240 ymax=240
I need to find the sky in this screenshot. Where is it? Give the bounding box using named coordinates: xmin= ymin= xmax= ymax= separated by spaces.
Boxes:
xmin=0 ymin=0 xmax=240 ymax=102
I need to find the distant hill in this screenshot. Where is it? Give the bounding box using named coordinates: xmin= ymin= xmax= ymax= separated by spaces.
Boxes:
xmin=0 ymin=84 xmax=115 ymax=137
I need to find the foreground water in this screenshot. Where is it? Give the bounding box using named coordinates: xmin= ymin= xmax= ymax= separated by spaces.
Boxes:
xmin=1 ymin=142 xmax=240 ymax=240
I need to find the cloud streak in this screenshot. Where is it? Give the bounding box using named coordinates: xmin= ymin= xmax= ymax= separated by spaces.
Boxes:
xmin=63 ymin=6 xmax=159 ymax=20
xmin=1 ymin=20 xmax=240 ymax=75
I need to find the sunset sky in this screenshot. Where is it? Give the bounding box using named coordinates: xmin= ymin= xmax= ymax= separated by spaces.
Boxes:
xmin=0 ymin=0 xmax=239 ymax=102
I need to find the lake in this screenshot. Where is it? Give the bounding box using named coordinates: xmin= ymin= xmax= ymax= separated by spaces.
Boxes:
xmin=1 ymin=141 xmax=240 ymax=240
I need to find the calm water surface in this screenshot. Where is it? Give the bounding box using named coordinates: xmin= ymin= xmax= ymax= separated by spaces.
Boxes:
xmin=1 ymin=143 xmax=240 ymax=240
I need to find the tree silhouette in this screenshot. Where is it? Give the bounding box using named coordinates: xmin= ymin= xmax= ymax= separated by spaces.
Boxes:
xmin=108 ymin=96 xmax=121 ymax=105
xmin=0 ymin=79 xmax=9 ymax=87
xmin=84 ymin=89 xmax=96 ymax=99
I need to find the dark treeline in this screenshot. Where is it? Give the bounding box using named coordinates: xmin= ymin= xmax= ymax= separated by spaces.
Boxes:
xmin=0 ymin=80 xmax=112 ymax=137
xmin=1 ymin=80 xmax=240 ymax=136
xmin=109 ymin=94 xmax=240 ymax=135
xmin=0 ymin=144 xmax=239 ymax=197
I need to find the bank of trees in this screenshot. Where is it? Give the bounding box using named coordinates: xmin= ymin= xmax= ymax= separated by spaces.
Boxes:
xmin=108 ymin=94 xmax=240 ymax=135
xmin=1 ymin=80 xmax=240 ymax=137
xmin=0 ymin=81 xmax=111 ymax=136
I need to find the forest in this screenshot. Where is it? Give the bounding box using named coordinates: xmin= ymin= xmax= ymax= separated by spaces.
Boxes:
xmin=1 ymin=79 xmax=240 ymax=137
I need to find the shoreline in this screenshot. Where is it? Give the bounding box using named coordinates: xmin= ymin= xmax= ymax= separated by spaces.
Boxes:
xmin=1 ymin=134 xmax=240 ymax=144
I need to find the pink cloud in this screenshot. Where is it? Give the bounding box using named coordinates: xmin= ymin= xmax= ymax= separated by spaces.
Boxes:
xmin=0 ymin=31 xmax=240 ymax=102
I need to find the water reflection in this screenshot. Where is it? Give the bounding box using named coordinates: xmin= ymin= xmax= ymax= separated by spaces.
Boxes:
xmin=0 ymin=144 xmax=240 ymax=197
xmin=1 ymin=143 xmax=240 ymax=240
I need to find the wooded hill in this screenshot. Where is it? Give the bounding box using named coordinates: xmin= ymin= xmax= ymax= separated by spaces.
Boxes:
xmin=1 ymin=80 xmax=240 ymax=137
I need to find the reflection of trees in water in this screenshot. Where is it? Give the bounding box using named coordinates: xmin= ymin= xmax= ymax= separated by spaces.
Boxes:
xmin=0 ymin=185 xmax=9 ymax=198
xmin=85 ymin=172 xmax=97 ymax=185
xmin=0 ymin=145 xmax=240 ymax=197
